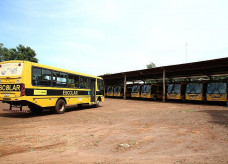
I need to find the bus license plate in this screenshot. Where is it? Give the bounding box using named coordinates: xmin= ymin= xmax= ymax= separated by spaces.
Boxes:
xmin=4 ymin=93 xmax=10 ymax=97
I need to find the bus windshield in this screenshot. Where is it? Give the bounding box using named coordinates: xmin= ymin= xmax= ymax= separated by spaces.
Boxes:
xmin=0 ymin=63 xmax=24 ymax=76
xmin=141 ymin=85 xmax=150 ymax=93
xmin=114 ymin=86 xmax=121 ymax=93
xmin=132 ymin=85 xmax=140 ymax=92
xmin=207 ymin=83 xmax=227 ymax=94
xmin=186 ymin=83 xmax=202 ymax=94
xmin=167 ymin=84 xmax=180 ymax=94
xmin=107 ymin=86 xmax=113 ymax=93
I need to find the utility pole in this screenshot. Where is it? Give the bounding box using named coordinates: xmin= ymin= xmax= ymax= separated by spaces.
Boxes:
xmin=163 ymin=68 xmax=166 ymax=103
xmin=124 ymin=74 xmax=126 ymax=100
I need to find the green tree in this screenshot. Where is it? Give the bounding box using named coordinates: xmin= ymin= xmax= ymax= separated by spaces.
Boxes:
xmin=0 ymin=43 xmax=11 ymax=62
xmin=0 ymin=43 xmax=38 ymax=62
xmin=146 ymin=62 xmax=156 ymax=69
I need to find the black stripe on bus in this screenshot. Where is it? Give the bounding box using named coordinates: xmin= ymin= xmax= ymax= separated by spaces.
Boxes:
xmin=25 ymin=89 xmax=89 ymax=96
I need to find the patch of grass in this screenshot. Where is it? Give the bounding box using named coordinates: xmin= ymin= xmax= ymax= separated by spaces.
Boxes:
xmin=185 ymin=109 xmax=195 ymax=112
xmin=129 ymin=140 xmax=136 ymax=145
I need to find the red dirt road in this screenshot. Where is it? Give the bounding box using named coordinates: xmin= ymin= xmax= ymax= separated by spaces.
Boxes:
xmin=0 ymin=98 xmax=228 ymax=163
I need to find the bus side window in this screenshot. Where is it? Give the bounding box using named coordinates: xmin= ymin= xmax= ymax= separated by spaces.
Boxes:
xmin=53 ymin=72 xmax=67 ymax=87
xmin=41 ymin=69 xmax=52 ymax=86
xmin=68 ymin=74 xmax=75 ymax=88
xmin=85 ymin=78 xmax=90 ymax=89
xmin=32 ymin=67 xmax=52 ymax=86
xmin=80 ymin=77 xmax=89 ymax=89
xmin=80 ymin=76 xmax=85 ymax=88
xmin=74 ymin=75 xmax=79 ymax=88
xmin=32 ymin=67 xmax=42 ymax=86
xmin=68 ymin=74 xmax=79 ymax=88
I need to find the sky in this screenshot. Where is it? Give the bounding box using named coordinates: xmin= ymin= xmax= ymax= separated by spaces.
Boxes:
xmin=0 ymin=0 xmax=228 ymax=76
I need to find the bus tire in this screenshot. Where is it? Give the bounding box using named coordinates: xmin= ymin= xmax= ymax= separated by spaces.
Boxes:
xmin=94 ymin=98 xmax=101 ymax=108
xmin=29 ymin=104 xmax=43 ymax=113
xmin=54 ymin=99 xmax=66 ymax=114
xmin=153 ymin=96 xmax=157 ymax=101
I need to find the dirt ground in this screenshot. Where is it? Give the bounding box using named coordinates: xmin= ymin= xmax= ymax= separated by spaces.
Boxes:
xmin=0 ymin=98 xmax=228 ymax=164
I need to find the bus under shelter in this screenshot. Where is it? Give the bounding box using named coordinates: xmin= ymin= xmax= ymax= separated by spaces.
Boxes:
xmin=100 ymin=57 xmax=228 ymax=102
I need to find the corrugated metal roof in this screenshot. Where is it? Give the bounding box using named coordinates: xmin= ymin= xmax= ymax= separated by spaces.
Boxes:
xmin=101 ymin=57 xmax=228 ymax=84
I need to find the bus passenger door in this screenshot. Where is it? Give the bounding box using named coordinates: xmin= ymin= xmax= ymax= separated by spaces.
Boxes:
xmin=91 ymin=79 xmax=96 ymax=103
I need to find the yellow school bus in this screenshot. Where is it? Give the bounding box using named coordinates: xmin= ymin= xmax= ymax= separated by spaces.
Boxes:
xmin=0 ymin=61 xmax=104 ymax=114
xmin=167 ymin=83 xmax=186 ymax=100
xmin=131 ymin=84 xmax=142 ymax=98
xmin=114 ymin=86 xmax=123 ymax=97
xmin=106 ymin=86 xmax=114 ymax=97
xmin=185 ymin=82 xmax=207 ymax=101
xmin=141 ymin=84 xmax=163 ymax=100
xmin=207 ymin=82 xmax=227 ymax=102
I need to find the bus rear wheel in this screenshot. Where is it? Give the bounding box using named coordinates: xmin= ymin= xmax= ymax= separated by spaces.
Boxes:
xmin=54 ymin=99 xmax=66 ymax=114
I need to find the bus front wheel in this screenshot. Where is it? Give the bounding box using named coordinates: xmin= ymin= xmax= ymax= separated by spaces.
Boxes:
xmin=54 ymin=99 xmax=66 ymax=114
xmin=93 ymin=98 xmax=101 ymax=108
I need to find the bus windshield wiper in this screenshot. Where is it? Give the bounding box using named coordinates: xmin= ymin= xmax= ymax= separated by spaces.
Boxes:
xmin=189 ymin=86 xmax=195 ymax=94
xmin=215 ymin=87 xmax=221 ymax=94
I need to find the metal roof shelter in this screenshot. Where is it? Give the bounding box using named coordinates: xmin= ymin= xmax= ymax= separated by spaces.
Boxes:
xmin=100 ymin=57 xmax=228 ymax=102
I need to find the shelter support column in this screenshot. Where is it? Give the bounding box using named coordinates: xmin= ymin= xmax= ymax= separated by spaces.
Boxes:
xmin=124 ymin=74 xmax=127 ymax=100
xmin=163 ymin=69 xmax=166 ymax=103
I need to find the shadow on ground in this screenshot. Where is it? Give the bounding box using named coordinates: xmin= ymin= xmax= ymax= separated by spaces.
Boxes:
xmin=0 ymin=105 xmax=96 ymax=118
xmin=199 ymin=110 xmax=228 ymax=128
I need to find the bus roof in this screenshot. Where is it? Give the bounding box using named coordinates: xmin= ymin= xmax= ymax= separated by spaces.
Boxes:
xmin=0 ymin=60 xmax=103 ymax=80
